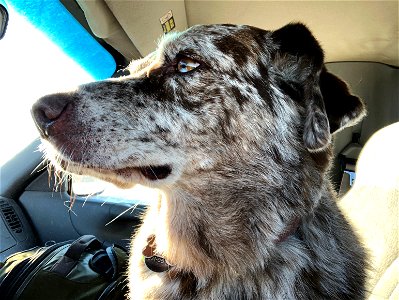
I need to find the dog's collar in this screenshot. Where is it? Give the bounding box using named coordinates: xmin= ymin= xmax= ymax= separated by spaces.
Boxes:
xmin=142 ymin=234 xmax=174 ymax=273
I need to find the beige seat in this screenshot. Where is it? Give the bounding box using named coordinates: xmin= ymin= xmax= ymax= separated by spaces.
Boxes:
xmin=339 ymin=122 xmax=399 ymax=299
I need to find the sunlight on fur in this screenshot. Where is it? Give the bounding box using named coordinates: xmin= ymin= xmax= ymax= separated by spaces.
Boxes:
xmin=73 ymin=175 xmax=162 ymax=204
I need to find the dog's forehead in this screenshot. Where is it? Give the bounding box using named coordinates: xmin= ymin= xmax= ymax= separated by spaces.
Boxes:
xmin=127 ymin=25 xmax=250 ymax=77
xmin=186 ymin=24 xmax=243 ymax=37
xmin=159 ymin=24 xmax=263 ymax=58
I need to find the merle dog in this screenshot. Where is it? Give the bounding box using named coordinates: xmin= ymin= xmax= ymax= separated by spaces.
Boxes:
xmin=32 ymin=23 xmax=367 ymax=299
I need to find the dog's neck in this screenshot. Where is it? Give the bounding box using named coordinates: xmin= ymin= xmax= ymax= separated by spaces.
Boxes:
xmin=142 ymin=215 xmax=301 ymax=274
xmin=142 ymin=178 xmax=310 ymax=278
xmin=140 ymin=151 xmax=328 ymax=278
xmin=275 ymin=216 xmax=302 ymax=243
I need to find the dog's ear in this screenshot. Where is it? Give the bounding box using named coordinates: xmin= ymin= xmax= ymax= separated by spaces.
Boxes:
xmin=320 ymin=69 xmax=366 ymax=134
xmin=271 ymin=23 xmax=365 ymax=151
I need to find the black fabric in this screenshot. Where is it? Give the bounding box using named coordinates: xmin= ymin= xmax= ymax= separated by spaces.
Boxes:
xmin=51 ymin=235 xmax=101 ymax=276
xmin=89 ymin=247 xmax=118 ymax=280
xmin=64 ymin=235 xmax=101 ymax=260
xmin=0 ymin=235 xmax=129 ymax=300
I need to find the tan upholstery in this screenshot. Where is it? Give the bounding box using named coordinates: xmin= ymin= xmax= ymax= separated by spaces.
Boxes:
xmin=76 ymin=1 xmax=398 ymax=65
xmin=328 ymin=62 xmax=399 ymax=154
xmin=76 ymin=0 xmax=141 ymax=59
xmin=339 ymin=122 xmax=399 ymax=299
xmin=185 ymin=0 xmax=398 ymax=66
xmin=104 ymin=0 xmax=188 ymax=56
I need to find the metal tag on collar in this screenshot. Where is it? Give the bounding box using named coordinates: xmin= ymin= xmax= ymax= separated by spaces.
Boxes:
xmin=143 ymin=234 xmax=173 ymax=273
xmin=144 ymin=255 xmax=172 ymax=273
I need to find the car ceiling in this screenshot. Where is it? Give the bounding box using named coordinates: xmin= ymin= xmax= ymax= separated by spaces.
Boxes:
xmin=71 ymin=0 xmax=398 ymax=67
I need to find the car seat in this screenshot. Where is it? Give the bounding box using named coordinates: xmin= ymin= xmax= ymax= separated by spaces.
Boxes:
xmin=339 ymin=122 xmax=399 ymax=299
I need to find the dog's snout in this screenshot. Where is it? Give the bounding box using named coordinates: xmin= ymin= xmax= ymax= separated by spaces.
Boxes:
xmin=31 ymin=93 xmax=73 ymax=137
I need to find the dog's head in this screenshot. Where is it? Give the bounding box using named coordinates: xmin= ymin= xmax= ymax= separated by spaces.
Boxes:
xmin=31 ymin=23 xmax=365 ymax=190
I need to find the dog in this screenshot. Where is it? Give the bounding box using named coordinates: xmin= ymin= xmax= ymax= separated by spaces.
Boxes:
xmin=32 ymin=23 xmax=367 ymax=299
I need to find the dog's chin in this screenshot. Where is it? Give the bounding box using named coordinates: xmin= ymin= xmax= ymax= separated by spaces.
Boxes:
xmin=55 ymin=159 xmax=174 ymax=189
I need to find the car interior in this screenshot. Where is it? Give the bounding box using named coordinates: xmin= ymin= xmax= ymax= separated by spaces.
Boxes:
xmin=0 ymin=1 xmax=398 ymax=298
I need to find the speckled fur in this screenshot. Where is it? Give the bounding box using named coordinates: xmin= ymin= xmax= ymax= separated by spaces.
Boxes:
xmin=32 ymin=23 xmax=367 ymax=299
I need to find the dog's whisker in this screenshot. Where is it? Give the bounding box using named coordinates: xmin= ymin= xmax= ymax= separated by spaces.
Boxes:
xmin=30 ymin=159 xmax=47 ymax=175
xmin=68 ymin=189 xmax=77 ymax=210
xmin=105 ymin=203 xmax=139 ymax=226
xmin=63 ymin=200 xmax=77 ymax=216
xmin=148 ymin=166 xmax=159 ymax=181
xmin=129 ymin=201 xmax=144 ymax=214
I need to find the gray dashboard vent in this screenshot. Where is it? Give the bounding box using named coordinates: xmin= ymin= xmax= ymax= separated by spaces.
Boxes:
xmin=0 ymin=200 xmax=23 ymax=234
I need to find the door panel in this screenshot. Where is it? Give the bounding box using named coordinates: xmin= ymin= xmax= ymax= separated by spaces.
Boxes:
xmin=19 ymin=170 xmax=147 ymax=249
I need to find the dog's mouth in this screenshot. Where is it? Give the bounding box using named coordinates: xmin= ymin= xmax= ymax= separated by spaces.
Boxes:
xmin=59 ymin=158 xmax=172 ymax=182
xmin=137 ymin=165 xmax=172 ymax=181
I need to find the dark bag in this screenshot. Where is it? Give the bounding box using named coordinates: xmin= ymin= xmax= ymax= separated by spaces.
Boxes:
xmin=0 ymin=235 xmax=128 ymax=300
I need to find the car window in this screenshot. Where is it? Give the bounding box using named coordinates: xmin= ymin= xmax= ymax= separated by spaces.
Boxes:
xmin=0 ymin=5 xmax=94 ymax=166
xmin=1 ymin=4 xmax=155 ymax=205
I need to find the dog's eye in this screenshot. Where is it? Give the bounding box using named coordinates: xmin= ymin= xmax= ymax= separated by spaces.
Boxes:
xmin=177 ymin=57 xmax=200 ymax=73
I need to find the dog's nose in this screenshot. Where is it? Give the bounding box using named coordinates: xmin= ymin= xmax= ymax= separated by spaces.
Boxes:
xmin=31 ymin=93 xmax=72 ymax=136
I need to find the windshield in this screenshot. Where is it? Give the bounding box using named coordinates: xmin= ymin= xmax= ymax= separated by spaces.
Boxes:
xmin=0 ymin=2 xmax=115 ymax=166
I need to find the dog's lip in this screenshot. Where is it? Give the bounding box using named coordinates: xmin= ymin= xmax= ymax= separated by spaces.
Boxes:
xmin=59 ymin=160 xmax=172 ymax=181
xmin=113 ymin=165 xmax=172 ymax=181
xmin=137 ymin=165 xmax=172 ymax=181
